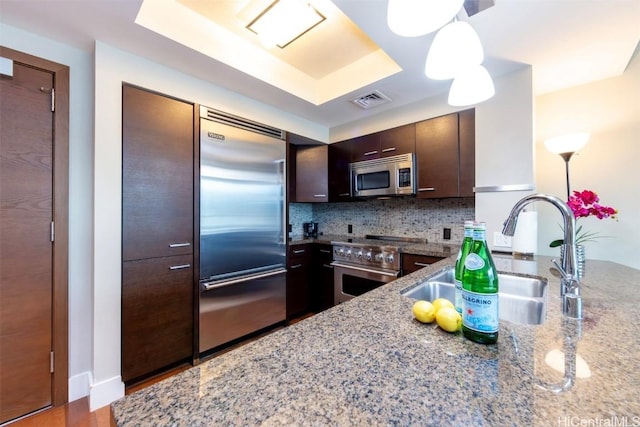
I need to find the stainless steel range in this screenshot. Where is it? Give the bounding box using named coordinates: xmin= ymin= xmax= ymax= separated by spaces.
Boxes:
xmin=331 ymin=241 xmax=402 ymax=304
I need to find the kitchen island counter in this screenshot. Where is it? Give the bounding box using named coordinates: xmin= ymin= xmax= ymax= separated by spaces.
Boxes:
xmin=111 ymin=255 xmax=640 ymax=426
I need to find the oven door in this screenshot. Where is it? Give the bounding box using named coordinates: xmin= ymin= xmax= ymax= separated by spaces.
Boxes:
xmin=332 ymin=261 xmax=399 ymax=304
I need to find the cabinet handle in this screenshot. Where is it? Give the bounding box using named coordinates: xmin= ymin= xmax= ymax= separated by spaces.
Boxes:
xmin=169 ymin=242 xmax=191 ymax=248
xmin=418 ymin=187 xmax=436 ymax=192
xmin=322 ymin=264 xmax=334 ymax=269
xmin=319 ymin=249 xmax=331 ymax=254
xmin=339 ymin=193 xmax=350 ymax=197
xmin=381 ymin=147 xmax=396 ymax=153
xmin=290 ymin=263 xmax=303 ymax=269
xmin=293 ymin=249 xmax=306 ymax=254
xmin=414 ymin=262 xmax=430 ymax=267
xmin=364 ymin=150 xmax=379 ymax=156
xmin=313 ymin=194 xmax=327 ymax=198
xmin=169 ymin=264 xmax=191 ymax=270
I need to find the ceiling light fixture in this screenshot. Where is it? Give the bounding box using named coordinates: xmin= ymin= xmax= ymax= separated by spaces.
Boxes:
xmin=448 ymin=64 xmax=495 ymax=106
xmin=247 ymin=0 xmax=325 ymax=49
xmin=425 ymin=20 xmax=484 ymax=80
xmin=387 ymin=0 xmax=464 ymax=37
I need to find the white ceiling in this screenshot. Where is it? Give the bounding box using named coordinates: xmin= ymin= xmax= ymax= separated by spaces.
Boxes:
xmin=1 ymin=0 xmax=639 ymax=129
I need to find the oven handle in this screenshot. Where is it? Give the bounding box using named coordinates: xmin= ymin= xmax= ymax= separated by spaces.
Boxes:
xmin=330 ymin=261 xmax=399 ymax=278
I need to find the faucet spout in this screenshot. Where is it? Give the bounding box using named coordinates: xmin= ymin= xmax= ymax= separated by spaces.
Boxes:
xmin=502 ymin=193 xmax=582 ymax=319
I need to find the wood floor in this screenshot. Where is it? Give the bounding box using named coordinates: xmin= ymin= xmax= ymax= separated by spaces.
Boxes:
xmin=5 ymin=313 xmax=315 ymax=427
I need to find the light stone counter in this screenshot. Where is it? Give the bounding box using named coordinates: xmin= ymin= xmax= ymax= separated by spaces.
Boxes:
xmin=111 ymin=254 xmax=640 ymax=426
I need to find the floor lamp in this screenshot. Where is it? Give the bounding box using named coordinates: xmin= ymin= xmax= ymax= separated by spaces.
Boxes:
xmin=543 ymin=133 xmax=590 ymax=200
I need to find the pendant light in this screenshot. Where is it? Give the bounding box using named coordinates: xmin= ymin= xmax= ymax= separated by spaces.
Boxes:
xmin=387 ymin=0 xmax=464 ymax=37
xmin=425 ymin=20 xmax=484 ymax=80
xmin=448 ymin=64 xmax=495 ymax=106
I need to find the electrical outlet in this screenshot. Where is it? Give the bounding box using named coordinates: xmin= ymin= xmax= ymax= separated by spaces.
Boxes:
xmin=443 ymin=228 xmax=451 ymax=240
xmin=493 ymin=232 xmax=512 ymax=248
xmin=348 ymin=224 xmax=353 ymax=234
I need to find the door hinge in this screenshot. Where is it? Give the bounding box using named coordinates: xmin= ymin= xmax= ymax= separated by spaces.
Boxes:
xmin=50 ymin=351 xmax=54 ymax=373
xmin=50 ymin=221 xmax=55 ymax=242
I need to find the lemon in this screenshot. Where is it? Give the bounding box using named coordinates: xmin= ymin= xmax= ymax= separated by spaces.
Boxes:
xmin=436 ymin=306 xmax=462 ymax=333
xmin=431 ymin=298 xmax=455 ymax=313
xmin=412 ymin=300 xmax=436 ymax=324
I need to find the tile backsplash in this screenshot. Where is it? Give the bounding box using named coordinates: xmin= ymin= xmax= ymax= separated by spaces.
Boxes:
xmin=289 ymin=197 xmax=474 ymax=244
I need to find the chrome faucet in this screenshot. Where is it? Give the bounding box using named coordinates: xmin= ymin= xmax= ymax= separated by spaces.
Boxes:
xmin=502 ymin=193 xmax=582 ymax=319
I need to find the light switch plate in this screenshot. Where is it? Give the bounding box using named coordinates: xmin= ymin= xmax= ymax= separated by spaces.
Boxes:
xmin=493 ymin=232 xmax=512 ymax=247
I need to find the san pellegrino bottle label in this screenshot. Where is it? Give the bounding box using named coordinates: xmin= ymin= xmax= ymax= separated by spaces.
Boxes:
xmin=462 ymin=290 xmax=499 ymax=333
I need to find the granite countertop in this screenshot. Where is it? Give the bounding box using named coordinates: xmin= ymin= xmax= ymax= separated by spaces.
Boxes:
xmin=111 ymin=254 xmax=640 ymax=426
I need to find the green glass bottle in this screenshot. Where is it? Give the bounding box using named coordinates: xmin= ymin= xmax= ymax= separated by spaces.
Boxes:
xmin=454 ymin=220 xmax=475 ymax=314
xmin=461 ymin=222 xmax=499 ymax=344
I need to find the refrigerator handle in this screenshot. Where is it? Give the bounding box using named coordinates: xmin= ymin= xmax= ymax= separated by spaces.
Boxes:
xmin=202 ymin=267 xmax=287 ymax=291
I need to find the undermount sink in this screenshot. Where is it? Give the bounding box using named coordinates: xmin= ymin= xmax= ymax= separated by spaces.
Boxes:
xmin=401 ymin=267 xmax=548 ymax=325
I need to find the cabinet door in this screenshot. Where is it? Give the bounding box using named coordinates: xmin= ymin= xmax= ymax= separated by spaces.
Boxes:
xmin=287 ymin=245 xmax=311 ymax=317
xmin=122 ymin=85 xmax=194 ymax=260
xmin=402 ymin=254 xmax=445 ymax=276
xmin=458 ymin=109 xmax=476 ymax=197
xmin=351 ymin=133 xmax=380 ymax=162
xmin=379 ymin=123 xmax=415 ymax=157
xmin=122 ymin=255 xmax=193 ymax=382
xmin=295 ymin=145 xmax=328 ymax=203
xmin=415 ymin=113 xmax=460 ymax=198
xmin=311 ymin=244 xmax=334 ymax=312
xmin=328 ymin=140 xmax=352 ymax=202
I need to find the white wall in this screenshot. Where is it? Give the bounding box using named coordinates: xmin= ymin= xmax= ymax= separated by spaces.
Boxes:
xmin=535 ymin=51 xmax=640 ymax=269
xmin=331 ymin=66 xmax=535 ymax=251
xmin=0 ymin=23 xmax=96 ymax=402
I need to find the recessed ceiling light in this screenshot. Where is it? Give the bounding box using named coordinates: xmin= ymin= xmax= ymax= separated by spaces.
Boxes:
xmin=247 ymin=0 xmax=326 ymax=48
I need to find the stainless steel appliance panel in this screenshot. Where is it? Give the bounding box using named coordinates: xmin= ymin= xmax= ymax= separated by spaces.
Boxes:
xmin=199 ymin=268 xmax=286 ymax=352
xmin=200 ymin=116 xmax=286 ymax=281
xmin=333 ymin=262 xmax=398 ymax=304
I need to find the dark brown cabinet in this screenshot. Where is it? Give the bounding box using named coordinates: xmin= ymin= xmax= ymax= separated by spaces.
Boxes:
xmin=287 ymin=244 xmax=311 ymax=318
xmin=350 ymin=133 xmax=381 ymax=162
xmin=415 ymin=109 xmax=475 ymax=198
xmin=295 ymin=144 xmax=328 ymax=203
xmin=379 ymin=123 xmax=415 ymax=158
xmin=121 ymin=85 xmax=194 ymax=383
xmin=311 ymin=244 xmax=334 ymax=312
xmin=401 ymin=254 xmax=445 ymax=276
xmin=328 ymin=140 xmax=351 ymax=202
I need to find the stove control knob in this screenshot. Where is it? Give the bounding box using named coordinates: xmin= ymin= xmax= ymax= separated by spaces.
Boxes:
xmin=337 ymin=248 xmax=344 ymax=256
xmin=346 ymin=250 xmax=352 ymax=258
xmin=356 ymin=251 xmax=363 ymax=259
xmin=375 ymin=253 xmax=384 ymax=262
xmin=364 ymin=252 xmax=373 ymax=261
xmin=386 ymin=254 xmax=395 ymax=264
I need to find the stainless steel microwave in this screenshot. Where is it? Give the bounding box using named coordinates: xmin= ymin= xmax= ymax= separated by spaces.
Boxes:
xmin=350 ymin=153 xmax=416 ymax=198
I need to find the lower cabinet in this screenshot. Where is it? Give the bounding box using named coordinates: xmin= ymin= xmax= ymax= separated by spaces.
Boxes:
xmin=122 ymin=255 xmax=193 ymax=383
xmin=287 ymin=245 xmax=311 ymax=318
xmin=401 ymin=254 xmax=445 ymax=276
xmin=311 ymin=244 xmax=334 ymax=312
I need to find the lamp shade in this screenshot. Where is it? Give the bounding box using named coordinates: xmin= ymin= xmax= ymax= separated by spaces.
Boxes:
xmin=425 ymin=20 xmax=484 ymax=80
xmin=544 ymin=133 xmax=590 ymax=154
xmin=448 ymin=64 xmax=495 ymax=106
xmin=387 ymin=0 xmax=464 ymax=37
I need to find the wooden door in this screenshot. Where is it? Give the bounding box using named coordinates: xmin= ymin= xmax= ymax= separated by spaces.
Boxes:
xmin=0 ymin=59 xmax=54 ymax=423
xmin=295 ymin=145 xmax=328 ymax=203
xmin=350 ymin=133 xmax=380 ymax=162
xmin=379 ymin=123 xmax=415 ymax=157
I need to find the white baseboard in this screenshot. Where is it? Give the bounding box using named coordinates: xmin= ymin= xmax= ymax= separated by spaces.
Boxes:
xmin=68 ymin=371 xmax=93 ymax=402
xmin=89 ymin=375 xmax=125 ymax=411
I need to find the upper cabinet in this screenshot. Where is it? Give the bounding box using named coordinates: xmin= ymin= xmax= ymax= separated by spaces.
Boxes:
xmin=379 ymin=123 xmax=415 ymax=158
xmin=289 ymin=133 xmax=328 ymax=203
xmin=350 ymin=124 xmax=416 ymax=162
xmin=328 ymin=140 xmax=351 ymax=202
xmin=415 ymin=109 xmax=475 ymax=199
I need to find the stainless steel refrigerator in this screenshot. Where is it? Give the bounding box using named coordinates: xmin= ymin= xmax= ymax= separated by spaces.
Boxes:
xmin=199 ymin=106 xmax=287 ymax=354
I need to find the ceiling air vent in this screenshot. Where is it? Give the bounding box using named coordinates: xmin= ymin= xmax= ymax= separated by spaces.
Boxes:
xmin=350 ymin=90 xmax=391 ymax=110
